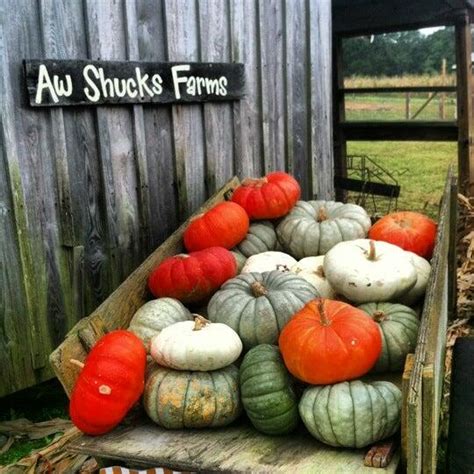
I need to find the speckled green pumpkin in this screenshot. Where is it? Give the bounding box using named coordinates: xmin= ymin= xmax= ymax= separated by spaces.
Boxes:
xmin=276 ymin=201 xmax=371 ymax=258
xmin=144 ymin=364 xmax=241 ymax=429
xmin=358 ymin=302 xmax=420 ymax=373
xmin=128 ymin=297 xmax=193 ymax=347
xmin=299 ymin=380 xmax=402 ymax=448
xmin=207 ymin=271 xmax=319 ymax=350
xmin=234 ymin=221 xmax=277 ymax=257
xmin=240 ymin=345 xmax=299 ymax=435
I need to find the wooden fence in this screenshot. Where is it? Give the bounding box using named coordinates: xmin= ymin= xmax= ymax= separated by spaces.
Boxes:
xmin=0 ymin=0 xmax=333 ymax=396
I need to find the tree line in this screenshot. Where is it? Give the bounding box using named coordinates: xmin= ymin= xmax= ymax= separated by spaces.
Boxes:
xmin=343 ymin=28 xmax=456 ymax=77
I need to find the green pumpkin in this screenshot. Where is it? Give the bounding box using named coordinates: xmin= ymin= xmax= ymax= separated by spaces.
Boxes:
xmin=358 ymin=302 xmax=420 ymax=373
xmin=144 ymin=364 xmax=241 ymax=429
xmin=207 ymin=271 xmax=319 ymax=349
xmin=276 ymin=200 xmax=371 ymax=258
xmin=234 ymin=221 xmax=277 ymax=257
xmin=299 ymin=380 xmax=402 ymax=448
xmin=240 ymin=344 xmax=299 ymax=435
xmin=128 ymin=297 xmax=193 ymax=348
xmin=231 ymin=250 xmax=247 ymax=273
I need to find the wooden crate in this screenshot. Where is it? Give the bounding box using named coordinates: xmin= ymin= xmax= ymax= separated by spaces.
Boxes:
xmin=50 ymin=175 xmax=455 ymax=472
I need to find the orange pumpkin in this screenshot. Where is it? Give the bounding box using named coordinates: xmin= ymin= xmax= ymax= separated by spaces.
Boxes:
xmin=279 ymin=299 xmax=382 ymax=385
xmin=184 ymin=202 xmax=249 ymax=252
xmin=368 ymin=211 xmax=437 ymax=259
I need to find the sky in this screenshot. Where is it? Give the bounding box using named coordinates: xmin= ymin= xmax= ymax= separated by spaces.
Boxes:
xmin=419 ymin=27 xmax=444 ymax=36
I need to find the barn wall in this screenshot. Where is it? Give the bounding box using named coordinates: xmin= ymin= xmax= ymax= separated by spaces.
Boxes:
xmin=0 ymin=0 xmax=332 ymax=396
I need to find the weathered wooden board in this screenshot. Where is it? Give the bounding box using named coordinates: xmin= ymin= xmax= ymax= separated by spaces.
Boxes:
xmin=49 ymin=178 xmax=240 ymax=396
xmin=25 ymin=59 xmax=245 ymax=106
xmin=404 ymin=170 xmax=455 ymax=473
xmin=1 ymin=0 xmax=334 ymax=398
xmin=68 ymin=418 xmax=400 ymax=473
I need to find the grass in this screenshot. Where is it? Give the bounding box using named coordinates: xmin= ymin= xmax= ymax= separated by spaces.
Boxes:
xmin=0 ymin=379 xmax=68 ymax=466
xmin=345 ymin=73 xmax=456 ymax=88
xmin=346 ymin=141 xmax=456 ymax=219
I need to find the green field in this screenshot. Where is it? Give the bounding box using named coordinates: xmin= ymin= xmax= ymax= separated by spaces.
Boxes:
xmin=344 ymin=93 xmax=457 ymax=219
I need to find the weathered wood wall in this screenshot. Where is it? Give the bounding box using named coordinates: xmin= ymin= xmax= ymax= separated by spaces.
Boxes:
xmin=0 ymin=0 xmax=333 ymax=397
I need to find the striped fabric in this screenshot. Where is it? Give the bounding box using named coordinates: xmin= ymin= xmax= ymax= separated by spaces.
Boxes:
xmin=99 ymin=468 xmax=193 ymax=474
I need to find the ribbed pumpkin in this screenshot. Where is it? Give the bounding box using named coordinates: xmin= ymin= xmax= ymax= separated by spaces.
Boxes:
xmin=241 ymin=251 xmax=297 ymax=274
xmin=150 ymin=315 xmax=242 ymax=371
xmin=208 ymin=271 xmax=319 ymax=349
xmin=299 ymin=380 xmax=402 ymax=448
xmin=279 ymin=299 xmax=382 ymax=384
xmin=231 ymin=171 xmax=301 ymax=220
xmin=358 ymin=302 xmax=420 ymax=373
xmin=183 ymin=202 xmax=249 ymax=252
xmin=369 ymin=211 xmax=437 ymax=259
xmin=240 ymin=345 xmax=299 ymax=435
xmin=398 ymin=252 xmax=431 ymax=306
xmin=291 ymin=256 xmax=336 ymax=299
xmin=276 ymin=201 xmax=371 ymax=258
xmin=144 ymin=364 xmax=241 ymax=429
xmin=234 ymin=220 xmax=278 ymax=257
xmin=148 ymin=247 xmax=237 ymax=304
xmin=231 ymin=250 xmax=247 ymax=273
xmin=128 ymin=298 xmax=193 ymax=349
xmin=323 ymin=239 xmax=417 ymax=303
xmin=69 ymin=330 xmax=146 ymax=435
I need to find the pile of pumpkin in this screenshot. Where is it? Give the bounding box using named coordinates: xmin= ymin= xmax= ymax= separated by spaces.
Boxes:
xmin=69 ymin=172 xmax=437 ymax=450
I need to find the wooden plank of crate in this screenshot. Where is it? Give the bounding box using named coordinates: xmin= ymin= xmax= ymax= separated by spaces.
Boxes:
xmin=68 ymin=418 xmax=400 ymax=473
xmin=405 ymin=168 xmax=453 ymax=473
xmin=401 ymin=353 xmax=415 ymax=468
xmin=49 ymin=177 xmax=240 ymax=397
xmin=421 ymin=170 xmax=453 ymax=472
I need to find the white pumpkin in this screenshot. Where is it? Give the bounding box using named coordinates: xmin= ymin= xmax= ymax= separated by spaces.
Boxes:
xmin=323 ymin=239 xmax=417 ymax=304
xmin=128 ymin=297 xmax=193 ymax=348
xmin=291 ymin=256 xmax=336 ymax=298
xmin=398 ymin=252 xmax=431 ymax=306
xmin=150 ymin=315 xmax=243 ymax=371
xmin=241 ymin=251 xmax=297 ymax=274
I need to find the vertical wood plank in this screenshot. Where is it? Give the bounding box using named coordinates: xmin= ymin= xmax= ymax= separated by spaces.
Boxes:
xmin=455 ymin=17 xmax=474 ymax=195
xmin=124 ymin=0 xmax=151 ymax=256
xmin=85 ymin=0 xmax=141 ymax=283
xmin=198 ymin=0 xmax=234 ymax=194
xmin=259 ymin=0 xmax=286 ymax=173
xmin=308 ymin=0 xmax=333 ymax=199
xmin=164 ymin=0 xmax=206 ymax=218
xmin=136 ymin=0 xmax=179 ymax=248
xmin=229 ymin=0 xmax=263 ymax=178
xmin=285 ymin=0 xmax=310 ymax=198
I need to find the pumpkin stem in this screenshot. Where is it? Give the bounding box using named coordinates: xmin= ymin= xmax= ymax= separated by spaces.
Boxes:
xmin=316 ymin=207 xmax=328 ymax=222
xmin=242 ymin=176 xmax=268 ymax=187
xmin=276 ymin=264 xmax=290 ymax=272
xmin=367 ymin=240 xmax=377 ymax=261
xmin=99 ymin=385 xmax=112 ymax=395
xmin=70 ymin=359 xmax=85 ymax=370
xmin=193 ymin=314 xmax=210 ymax=331
xmin=373 ymin=310 xmax=386 ymax=322
xmin=251 ymin=281 xmax=268 ymax=297
xmin=315 ymin=265 xmax=325 ymax=278
xmin=318 ymin=299 xmax=330 ymax=327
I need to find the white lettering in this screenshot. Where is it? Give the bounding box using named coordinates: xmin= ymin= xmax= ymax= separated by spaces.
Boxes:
xmin=151 ymin=74 xmax=163 ymax=95
xmin=35 ymin=65 xmax=59 ymax=104
xmin=219 ymin=76 xmax=228 ymax=96
xmin=83 ymin=65 xmax=101 ymax=102
xmin=171 ymin=64 xmax=191 ymax=99
xmin=126 ymin=78 xmax=138 ymax=98
xmin=135 ymin=67 xmax=153 ymax=97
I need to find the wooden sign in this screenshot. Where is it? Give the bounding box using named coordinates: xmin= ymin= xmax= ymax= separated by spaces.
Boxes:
xmin=24 ymin=60 xmax=245 ymax=107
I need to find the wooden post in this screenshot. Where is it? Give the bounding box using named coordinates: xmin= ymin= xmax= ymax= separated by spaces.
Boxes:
xmin=405 ymin=92 xmax=411 ymax=119
xmin=455 ymin=17 xmax=474 ymax=195
xmin=439 ymin=58 xmax=446 ymax=120
xmin=333 ymin=35 xmax=347 ymax=201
